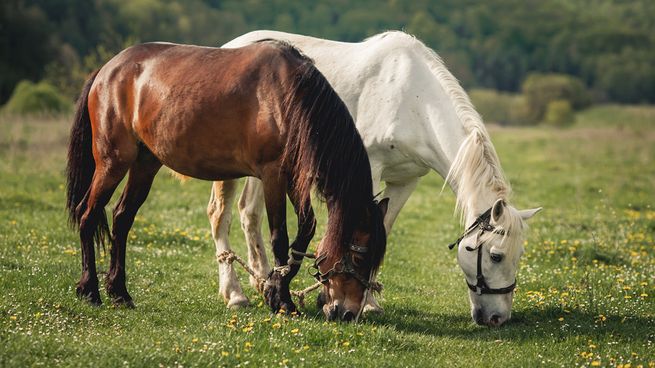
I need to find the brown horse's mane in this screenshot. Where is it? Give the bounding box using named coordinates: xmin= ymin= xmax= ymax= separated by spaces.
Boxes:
xmin=264 ymin=39 xmax=386 ymax=274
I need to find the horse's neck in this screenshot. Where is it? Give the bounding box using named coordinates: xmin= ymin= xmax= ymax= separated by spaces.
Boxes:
xmin=399 ymin=39 xmax=506 ymax=224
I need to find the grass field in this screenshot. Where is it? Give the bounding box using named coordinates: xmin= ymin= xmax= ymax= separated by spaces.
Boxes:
xmin=1 ymin=105 xmax=654 ymax=367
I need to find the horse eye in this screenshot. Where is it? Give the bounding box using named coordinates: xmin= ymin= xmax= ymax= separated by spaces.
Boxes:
xmin=490 ymin=253 xmax=504 ymax=263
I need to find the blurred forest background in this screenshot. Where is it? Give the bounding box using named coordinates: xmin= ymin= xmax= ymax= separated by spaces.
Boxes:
xmin=2 ymin=0 xmax=654 ymax=125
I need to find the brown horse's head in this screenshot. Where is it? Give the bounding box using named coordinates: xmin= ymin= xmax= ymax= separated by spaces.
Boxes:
xmin=314 ymin=198 xmax=388 ymax=322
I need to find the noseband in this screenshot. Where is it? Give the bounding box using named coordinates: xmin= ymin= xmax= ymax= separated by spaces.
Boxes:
xmin=310 ymin=243 xmax=374 ymax=289
xmin=448 ymin=208 xmax=516 ymax=295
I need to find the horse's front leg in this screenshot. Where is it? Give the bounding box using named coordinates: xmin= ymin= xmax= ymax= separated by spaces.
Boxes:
xmin=285 ymin=184 xmax=316 ymax=280
xmin=261 ymin=170 xmax=295 ymax=314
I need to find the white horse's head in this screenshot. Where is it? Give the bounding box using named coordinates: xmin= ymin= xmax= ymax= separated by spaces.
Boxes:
xmin=453 ymin=199 xmax=541 ymax=327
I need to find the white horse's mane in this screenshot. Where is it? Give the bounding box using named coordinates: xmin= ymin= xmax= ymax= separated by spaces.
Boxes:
xmin=368 ymin=31 xmax=523 ymax=255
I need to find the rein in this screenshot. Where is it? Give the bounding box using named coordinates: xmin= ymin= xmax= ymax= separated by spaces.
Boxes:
xmin=448 ymin=207 xmax=516 ymax=295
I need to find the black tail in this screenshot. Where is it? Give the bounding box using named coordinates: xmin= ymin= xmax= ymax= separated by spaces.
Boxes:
xmin=65 ymin=70 xmax=109 ymax=248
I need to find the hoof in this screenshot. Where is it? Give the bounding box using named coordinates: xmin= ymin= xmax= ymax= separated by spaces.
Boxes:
xmin=106 ymin=279 xmax=134 ymax=308
xmin=76 ymin=284 xmax=102 ymax=306
xmin=111 ymin=295 xmax=136 ymax=309
xmin=263 ymin=271 xmax=297 ymax=314
xmin=227 ymin=295 xmax=250 ymax=309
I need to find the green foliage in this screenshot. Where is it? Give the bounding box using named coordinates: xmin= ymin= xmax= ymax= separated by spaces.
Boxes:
xmin=3 ymin=80 xmax=71 ymax=114
xmin=3 ymin=0 xmax=655 ymax=105
xmin=0 ymin=1 xmax=56 ymax=103
xmin=468 ymin=88 xmax=530 ymax=125
xmin=544 ymin=99 xmax=575 ymax=127
xmin=522 ymin=73 xmax=590 ymax=123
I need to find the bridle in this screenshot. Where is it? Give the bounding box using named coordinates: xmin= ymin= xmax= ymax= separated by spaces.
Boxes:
xmin=448 ymin=208 xmax=516 ymax=295
xmin=304 ymin=244 xmax=374 ymax=322
xmin=309 ymin=243 xmax=373 ymax=289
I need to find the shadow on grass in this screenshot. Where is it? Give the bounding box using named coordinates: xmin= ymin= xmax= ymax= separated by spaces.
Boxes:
xmin=356 ymin=305 xmax=655 ymax=341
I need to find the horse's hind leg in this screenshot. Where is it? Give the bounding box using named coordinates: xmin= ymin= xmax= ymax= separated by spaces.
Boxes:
xmin=106 ymin=147 xmax=161 ymax=307
xmin=77 ymin=162 xmax=130 ymax=305
xmin=208 ymin=180 xmax=249 ymax=308
xmin=238 ymin=177 xmax=271 ymax=289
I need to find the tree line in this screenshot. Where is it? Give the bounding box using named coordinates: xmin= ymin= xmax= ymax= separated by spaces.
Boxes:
xmin=2 ymin=0 xmax=654 ymax=107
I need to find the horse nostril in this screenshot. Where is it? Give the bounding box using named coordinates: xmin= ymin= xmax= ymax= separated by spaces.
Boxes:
xmin=317 ymin=291 xmax=327 ymax=309
xmin=327 ymin=306 xmax=339 ymax=321
xmin=489 ymin=314 xmax=501 ymax=326
xmin=342 ymin=310 xmax=355 ymax=322
xmin=473 ymin=309 xmax=485 ymax=325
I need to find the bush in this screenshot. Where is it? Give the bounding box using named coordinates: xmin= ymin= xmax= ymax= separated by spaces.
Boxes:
xmin=521 ymin=73 xmax=590 ymax=123
xmin=3 ymin=80 xmax=72 ymax=114
xmin=544 ymin=99 xmax=575 ymax=127
xmin=469 ymin=88 xmax=531 ymax=125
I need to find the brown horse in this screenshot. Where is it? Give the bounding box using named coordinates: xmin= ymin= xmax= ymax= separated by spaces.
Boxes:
xmin=65 ymin=40 xmax=387 ymax=320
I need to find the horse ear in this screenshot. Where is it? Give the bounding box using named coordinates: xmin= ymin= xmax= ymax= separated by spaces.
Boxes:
xmin=491 ymin=199 xmax=506 ymax=223
xmin=377 ymin=197 xmax=390 ymax=218
xmin=518 ymin=207 xmax=542 ymax=220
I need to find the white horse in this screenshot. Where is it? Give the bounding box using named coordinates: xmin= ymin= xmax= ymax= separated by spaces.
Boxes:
xmin=207 ymin=30 xmax=541 ymax=326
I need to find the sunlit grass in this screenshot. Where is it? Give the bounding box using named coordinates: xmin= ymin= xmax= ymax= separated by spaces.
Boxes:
xmin=1 ymin=106 xmax=654 ymax=367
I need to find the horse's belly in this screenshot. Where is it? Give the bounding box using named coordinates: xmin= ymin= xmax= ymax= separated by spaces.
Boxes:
xmin=152 ymin=140 xmax=258 ymax=181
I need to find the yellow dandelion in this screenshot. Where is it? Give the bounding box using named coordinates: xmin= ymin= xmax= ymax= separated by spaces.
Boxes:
xmin=192 ymin=338 xmax=199 ymax=343
xmin=244 ymin=342 xmax=253 ymax=349
xmin=591 ymin=361 xmax=601 ymax=366
xmin=303 ymin=345 xmax=310 ymax=350
xmin=589 ymin=344 xmax=596 ymax=349
xmin=558 ymin=317 xmax=564 ymax=322
xmin=272 ymin=322 xmax=281 ymax=329
xmin=342 ymin=341 xmax=350 ymax=347
xmin=221 ymin=351 xmax=229 ymax=357
xmin=291 ymin=328 xmax=300 ymax=334
xmin=9 ymin=315 xmax=17 ymax=321
xmin=640 ymin=293 xmax=648 ymax=297
xmin=242 ymin=326 xmax=253 ymax=333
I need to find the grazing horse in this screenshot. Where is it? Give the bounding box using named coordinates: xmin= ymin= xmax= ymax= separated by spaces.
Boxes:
xmin=65 ymin=40 xmax=387 ymax=321
xmin=208 ymin=31 xmax=541 ymax=326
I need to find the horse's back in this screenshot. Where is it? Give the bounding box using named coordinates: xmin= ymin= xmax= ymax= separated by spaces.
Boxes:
xmin=88 ymin=42 xmax=308 ymax=180
xmin=223 ymin=31 xmax=462 ymax=181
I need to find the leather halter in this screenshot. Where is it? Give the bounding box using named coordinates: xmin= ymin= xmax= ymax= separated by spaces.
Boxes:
xmin=310 ymin=243 xmax=373 ymax=289
xmin=448 ymin=208 xmax=516 ymax=295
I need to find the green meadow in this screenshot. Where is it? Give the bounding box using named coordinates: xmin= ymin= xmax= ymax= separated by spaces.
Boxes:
xmin=1 ymin=106 xmax=653 ymax=367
